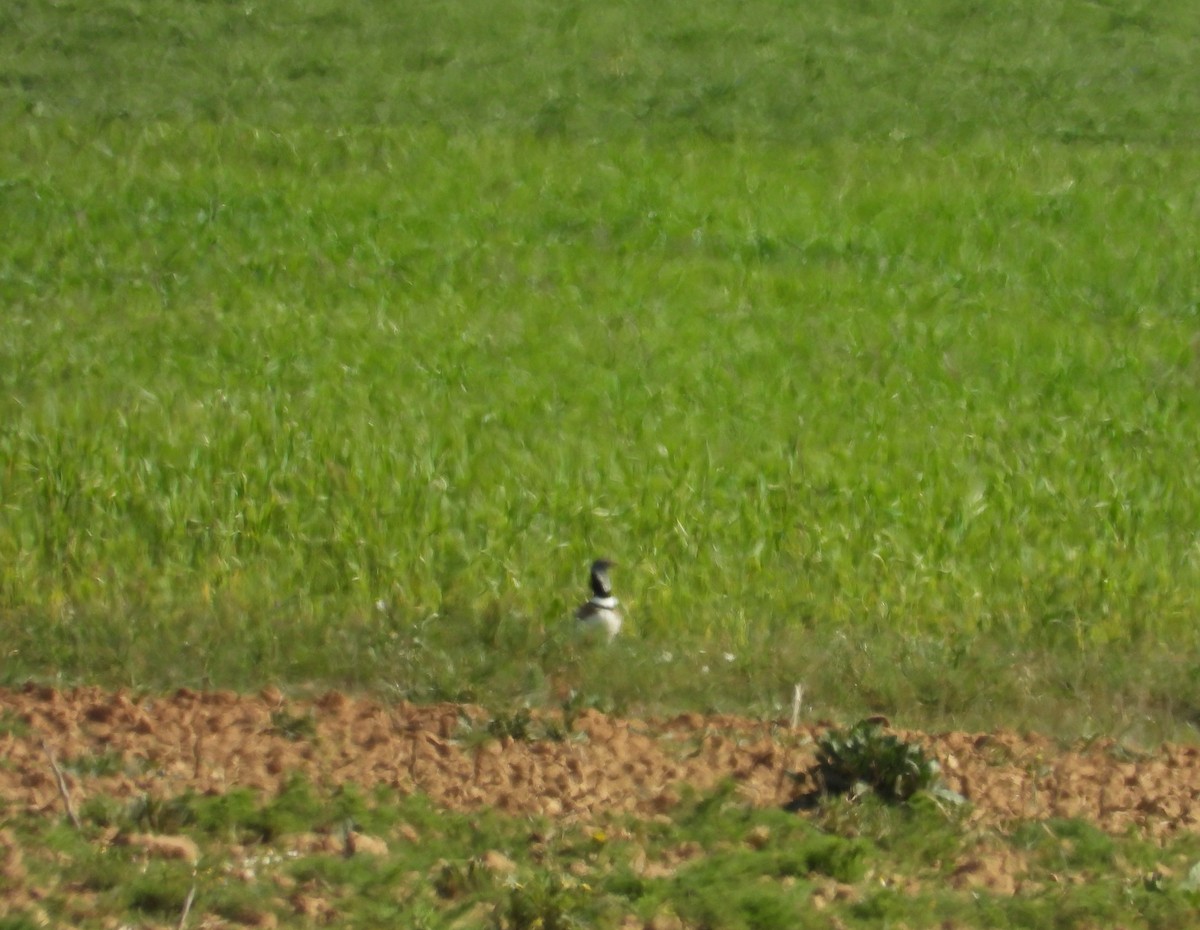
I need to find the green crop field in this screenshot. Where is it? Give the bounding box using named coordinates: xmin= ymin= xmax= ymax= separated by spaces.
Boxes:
xmin=3 ymin=0 xmax=1200 ymax=737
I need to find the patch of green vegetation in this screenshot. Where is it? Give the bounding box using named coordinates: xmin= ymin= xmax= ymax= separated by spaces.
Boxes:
xmin=736 ymin=829 xmax=862 ymax=886
xmin=495 ymin=873 xmax=597 ymax=930
xmin=0 ymin=711 xmax=29 ymax=739
xmin=329 ymin=783 xmax=399 ymax=836
xmin=82 ymin=777 xmax=359 ymax=843
xmin=485 ymin=708 xmax=538 ymax=742
xmin=184 ymin=788 xmax=260 ymax=839
xmin=221 ymin=776 xmax=325 ymax=842
xmin=207 ymin=881 xmax=277 ymax=928
xmin=1011 ymin=817 xmax=1119 ymax=872
xmin=269 ymin=707 xmax=319 ymax=742
xmin=123 ymin=861 xmax=196 ymax=916
xmin=810 ymin=792 xmax=965 ymax=871
xmin=79 ymin=794 xmax=124 ymax=828
xmin=61 ymin=749 xmax=141 ymax=778
xmin=0 ymin=916 xmax=44 ymax=930
xmin=291 ymin=850 xmax=415 ymax=898
xmin=123 ymin=793 xmax=198 ymax=835
xmin=8 ymin=780 xmax=1200 ymax=929
xmin=69 ymin=843 xmax=132 ymax=894
xmin=673 ymin=885 xmax=815 ymax=930
xmin=456 ymin=706 xmax=576 ymax=745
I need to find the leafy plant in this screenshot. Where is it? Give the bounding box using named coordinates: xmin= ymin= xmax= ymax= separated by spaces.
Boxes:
xmin=494 ymin=873 xmax=588 ymax=930
xmin=813 ymin=721 xmax=942 ymax=803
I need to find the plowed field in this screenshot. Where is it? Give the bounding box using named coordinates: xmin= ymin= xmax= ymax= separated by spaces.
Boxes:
xmin=5 ymin=684 xmax=1199 ymax=838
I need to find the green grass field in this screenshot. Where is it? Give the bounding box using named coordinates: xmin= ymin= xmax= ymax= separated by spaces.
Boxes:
xmin=3 ymin=0 xmax=1200 ymax=737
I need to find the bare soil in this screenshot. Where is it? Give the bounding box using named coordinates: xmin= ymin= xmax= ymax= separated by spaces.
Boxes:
xmin=4 ymin=684 xmax=1200 ymax=838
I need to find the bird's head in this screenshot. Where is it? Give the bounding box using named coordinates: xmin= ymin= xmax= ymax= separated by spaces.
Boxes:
xmin=589 ymin=559 xmax=616 ymax=598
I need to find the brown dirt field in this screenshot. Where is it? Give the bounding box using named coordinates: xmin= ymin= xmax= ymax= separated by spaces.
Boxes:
xmin=4 ymin=684 xmax=1200 ymax=838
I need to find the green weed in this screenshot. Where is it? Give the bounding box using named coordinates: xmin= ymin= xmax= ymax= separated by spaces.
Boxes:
xmin=269 ymin=708 xmax=319 ymax=742
xmin=494 ymin=873 xmax=592 ymax=930
xmin=813 ymin=720 xmax=944 ymax=803
xmin=246 ymin=776 xmax=326 ymax=841
xmin=124 ymin=793 xmax=197 ymax=835
xmin=71 ymin=845 xmax=132 ymax=894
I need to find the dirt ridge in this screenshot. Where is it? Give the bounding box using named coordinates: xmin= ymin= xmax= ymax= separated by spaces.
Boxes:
xmin=4 ymin=685 xmax=1199 ymax=837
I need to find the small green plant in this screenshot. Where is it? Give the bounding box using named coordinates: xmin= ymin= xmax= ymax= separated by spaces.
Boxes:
xmin=494 ymin=873 xmax=588 ymax=930
xmin=813 ymin=721 xmax=941 ymax=803
xmin=63 ymin=749 xmax=129 ymax=777
xmin=433 ymin=859 xmax=486 ymax=900
xmin=80 ymin=795 xmax=124 ymax=827
xmin=472 ymin=707 xmax=570 ymax=744
xmin=487 ymin=708 xmax=536 ymax=741
xmin=269 ymin=708 xmax=318 ymax=742
xmin=125 ymin=793 xmax=195 ymax=833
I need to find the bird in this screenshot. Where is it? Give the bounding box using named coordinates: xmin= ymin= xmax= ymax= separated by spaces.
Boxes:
xmin=574 ymin=559 xmax=622 ymax=641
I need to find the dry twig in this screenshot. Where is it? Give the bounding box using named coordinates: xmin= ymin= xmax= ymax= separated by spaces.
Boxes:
xmin=177 ymin=878 xmax=197 ymax=930
xmin=41 ymin=740 xmax=82 ymax=830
